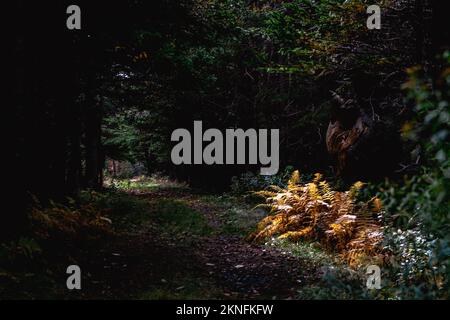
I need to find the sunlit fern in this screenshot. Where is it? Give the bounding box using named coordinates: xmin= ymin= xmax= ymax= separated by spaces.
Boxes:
xmin=248 ymin=171 xmax=384 ymax=267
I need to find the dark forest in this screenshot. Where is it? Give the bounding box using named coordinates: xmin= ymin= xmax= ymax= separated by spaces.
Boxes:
xmin=4 ymin=0 xmax=450 ymax=301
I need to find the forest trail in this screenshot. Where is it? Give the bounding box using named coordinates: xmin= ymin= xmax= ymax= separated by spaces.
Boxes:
xmin=78 ymin=184 xmax=322 ymax=300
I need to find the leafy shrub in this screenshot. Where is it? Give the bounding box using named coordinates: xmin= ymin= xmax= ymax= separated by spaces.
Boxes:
xmin=30 ymin=195 xmax=112 ymax=243
xmin=0 ymin=237 xmax=57 ymax=299
xmin=248 ymin=171 xmax=383 ymax=267
xmin=376 ymin=52 xmax=450 ymax=299
xmin=0 ymin=237 xmax=42 ymax=270
xmin=1 ymin=192 xmax=123 ymax=299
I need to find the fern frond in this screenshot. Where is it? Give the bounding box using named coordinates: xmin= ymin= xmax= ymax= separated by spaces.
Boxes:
xmin=288 ymin=170 xmax=301 ymax=188
xmin=248 ymin=171 xmax=384 ymax=269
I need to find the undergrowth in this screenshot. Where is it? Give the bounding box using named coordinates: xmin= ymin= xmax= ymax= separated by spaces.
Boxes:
xmin=0 ymin=188 xmax=155 ymax=299
xmin=248 ymin=171 xmax=384 ymax=268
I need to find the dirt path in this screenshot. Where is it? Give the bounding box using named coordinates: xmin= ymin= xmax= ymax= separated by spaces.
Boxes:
xmin=198 ymin=236 xmax=316 ymax=299
xmin=78 ymin=187 xmax=321 ymax=299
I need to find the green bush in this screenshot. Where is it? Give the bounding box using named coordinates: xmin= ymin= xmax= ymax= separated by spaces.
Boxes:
xmin=378 ymin=52 xmax=450 ymax=299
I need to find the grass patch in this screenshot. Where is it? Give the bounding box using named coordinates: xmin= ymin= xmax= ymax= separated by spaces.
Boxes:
xmin=137 ymin=273 xmax=224 ymax=300
xmin=152 ymin=199 xmax=213 ymax=237
xmin=265 ymin=239 xmax=378 ymax=300
xmin=267 ymin=239 xmax=339 ymax=269
xmin=80 ymin=190 xmax=151 ymax=231
xmin=105 ymin=175 xmax=189 ymax=193
xmin=200 ymin=195 xmax=262 ymax=236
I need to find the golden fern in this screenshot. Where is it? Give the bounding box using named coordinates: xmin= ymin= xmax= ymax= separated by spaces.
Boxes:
xmin=248 ymin=171 xmax=384 ymax=268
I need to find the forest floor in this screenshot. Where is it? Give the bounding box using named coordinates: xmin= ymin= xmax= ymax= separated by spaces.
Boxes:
xmin=67 ymin=177 xmax=343 ymax=300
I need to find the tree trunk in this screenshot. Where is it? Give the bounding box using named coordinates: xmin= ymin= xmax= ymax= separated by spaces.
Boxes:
xmin=84 ymin=98 xmax=103 ymax=190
